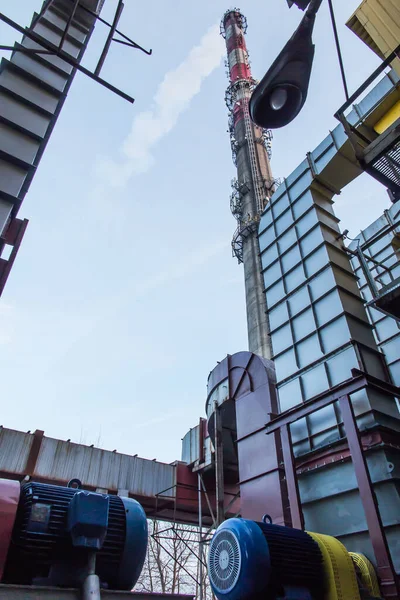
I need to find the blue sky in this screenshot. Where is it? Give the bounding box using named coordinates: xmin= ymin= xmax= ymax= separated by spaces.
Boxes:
xmin=0 ymin=0 xmax=391 ymax=462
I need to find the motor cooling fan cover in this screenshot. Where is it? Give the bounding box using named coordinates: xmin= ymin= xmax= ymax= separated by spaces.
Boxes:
xmin=208 ymin=519 xmax=271 ymax=600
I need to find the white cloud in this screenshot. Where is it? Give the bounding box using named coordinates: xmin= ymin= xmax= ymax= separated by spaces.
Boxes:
xmin=133 ymin=239 xmax=229 ymax=297
xmin=96 ymin=23 xmax=225 ymax=187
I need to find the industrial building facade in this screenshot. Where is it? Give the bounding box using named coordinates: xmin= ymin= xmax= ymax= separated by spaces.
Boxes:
xmin=0 ymin=0 xmax=399 ymax=598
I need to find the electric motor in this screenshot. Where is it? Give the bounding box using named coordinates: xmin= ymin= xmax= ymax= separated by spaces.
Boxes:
xmin=1 ymin=481 xmax=148 ymax=591
xmin=208 ymin=518 xmax=325 ymax=600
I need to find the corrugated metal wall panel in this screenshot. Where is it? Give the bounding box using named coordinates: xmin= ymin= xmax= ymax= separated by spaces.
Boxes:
xmin=346 ymin=0 xmax=400 ymax=75
xmin=34 ymin=437 xmax=176 ymax=498
xmin=0 ymin=427 xmax=33 ymax=473
xmin=181 ymin=426 xmax=200 ymax=465
xmin=0 ymin=427 xmax=176 ymax=500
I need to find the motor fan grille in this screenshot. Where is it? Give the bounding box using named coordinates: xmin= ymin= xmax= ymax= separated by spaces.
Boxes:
xmin=208 ymin=529 xmax=241 ymax=593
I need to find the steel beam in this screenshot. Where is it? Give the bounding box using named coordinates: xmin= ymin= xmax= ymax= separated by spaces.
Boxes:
xmin=214 ymin=402 xmax=225 ymax=526
xmin=280 ymin=424 xmax=304 ymax=529
xmin=339 ymin=395 xmax=400 ymax=599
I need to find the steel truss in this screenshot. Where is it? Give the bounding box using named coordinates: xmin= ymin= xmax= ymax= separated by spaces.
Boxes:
xmin=150 ymin=475 xmax=239 ymax=600
xmin=0 ymin=0 xmax=152 ymax=104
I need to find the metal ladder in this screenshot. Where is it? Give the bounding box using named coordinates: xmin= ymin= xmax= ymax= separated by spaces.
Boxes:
xmin=240 ymin=82 xmax=265 ymax=215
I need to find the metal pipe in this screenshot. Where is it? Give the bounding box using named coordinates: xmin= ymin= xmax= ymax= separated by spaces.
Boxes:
xmin=199 ymin=474 xmax=217 ymax=527
xmin=94 ymin=0 xmax=124 ymax=77
xmin=0 ymin=45 xmax=54 ymax=54
xmin=214 ymin=401 xmax=225 ymax=526
xmin=198 ymin=473 xmax=203 ymax=600
xmin=356 ymin=246 xmax=379 ymax=296
xmin=82 ymin=553 xmax=101 ymax=600
xmin=327 ymin=0 xmax=349 ymax=101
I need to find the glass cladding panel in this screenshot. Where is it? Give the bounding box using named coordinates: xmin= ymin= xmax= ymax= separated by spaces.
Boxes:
xmin=290 ymin=417 xmax=308 ymax=443
xmin=304 ymin=245 xmax=329 ymax=278
xmin=301 ymin=364 xmax=329 ymax=399
xmin=289 ymin=169 xmax=313 ymax=200
xmin=312 ymin=427 xmax=341 ymax=450
xmin=297 ymin=333 xmax=323 ymax=367
xmin=269 ymin=302 xmax=289 ymax=330
xmin=374 ymin=247 xmax=394 ymax=267
xmin=292 ymin=190 xmax=313 ymax=220
xmin=350 ymin=256 xmax=359 ymax=271
xmin=272 ymin=193 xmax=290 ymax=218
xmin=369 ymin=235 xmax=391 ymax=255
xmin=314 ymin=134 xmax=333 ymax=158
xmin=314 ymin=289 xmax=343 ymax=327
xmin=296 ymin=209 xmax=317 ymax=238
xmin=389 ymin=360 xmax=400 ymax=386
xmin=281 ymin=244 xmax=302 ymax=273
xmin=275 ymin=347 xmax=298 ymax=381
xmin=320 ymin=316 xmax=350 ymax=354
xmin=278 ymin=229 xmax=297 ymax=254
xmin=266 ymin=279 xmax=286 ymax=305
xmin=259 ymin=225 xmax=275 ymax=249
xmin=272 ymin=323 xmax=294 ymax=355
xmin=381 ymin=250 xmax=397 ymax=268
xmin=359 ymin=346 xmax=387 ymax=380
xmin=327 ymin=346 xmax=358 ymax=386
xmin=308 ymin=405 xmax=338 ymax=435
xmin=275 ymin=209 xmax=293 ymax=236
xmin=309 ymin=268 xmax=335 ymax=301
xmin=292 ymin=308 xmax=315 ymax=342
xmin=292 ymin=438 xmax=311 ymax=456
xmin=368 ymin=305 xmax=384 ymax=324
xmin=382 ymin=336 xmax=400 ymax=364
xmin=300 ymin=226 xmax=324 ymax=256
xmin=278 ymin=377 xmax=303 ymax=411
xmin=261 ymin=243 xmax=279 ymax=269
xmin=284 ymin=264 xmax=306 ymax=293
xmin=375 ymin=270 xmax=393 ymax=288
xmin=349 ymin=389 xmax=371 ymax=417
xmin=391 ymin=261 xmax=400 ymax=278
xmin=355 ymin=269 xmax=367 ymax=288
xmin=375 ymin=318 xmax=400 ymax=342
xmin=314 ymin=144 xmax=336 ymax=173
xmin=260 ymin=207 xmax=273 ymax=228
xmin=288 ymin=286 xmax=311 ymax=316
xmin=359 ymin=286 xmax=373 ymax=303
xmin=263 ymin=260 xmax=282 ymax=284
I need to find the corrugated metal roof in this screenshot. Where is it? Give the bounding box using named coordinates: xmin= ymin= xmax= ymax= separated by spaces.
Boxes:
xmin=346 ymin=0 xmax=400 ymax=75
xmin=0 ymin=427 xmax=33 ymax=474
xmin=35 ymin=438 xmax=176 ymax=498
xmin=0 ymin=428 xmax=176 ymax=499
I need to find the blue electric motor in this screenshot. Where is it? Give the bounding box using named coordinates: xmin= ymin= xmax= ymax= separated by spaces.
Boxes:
xmin=208 ymin=518 xmax=325 ymax=600
xmin=4 ymin=481 xmax=148 ymax=590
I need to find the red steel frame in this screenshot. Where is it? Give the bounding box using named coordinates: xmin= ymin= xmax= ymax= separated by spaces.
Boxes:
xmin=265 ymin=368 xmax=400 ymax=599
xmin=0 ymin=218 xmax=28 ymax=297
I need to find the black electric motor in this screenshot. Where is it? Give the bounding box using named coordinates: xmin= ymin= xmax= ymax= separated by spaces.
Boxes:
xmin=4 ymin=481 xmax=148 ymax=591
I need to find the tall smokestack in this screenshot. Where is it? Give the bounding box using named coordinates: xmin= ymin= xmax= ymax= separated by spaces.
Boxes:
xmin=221 ymin=9 xmax=275 ymax=358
